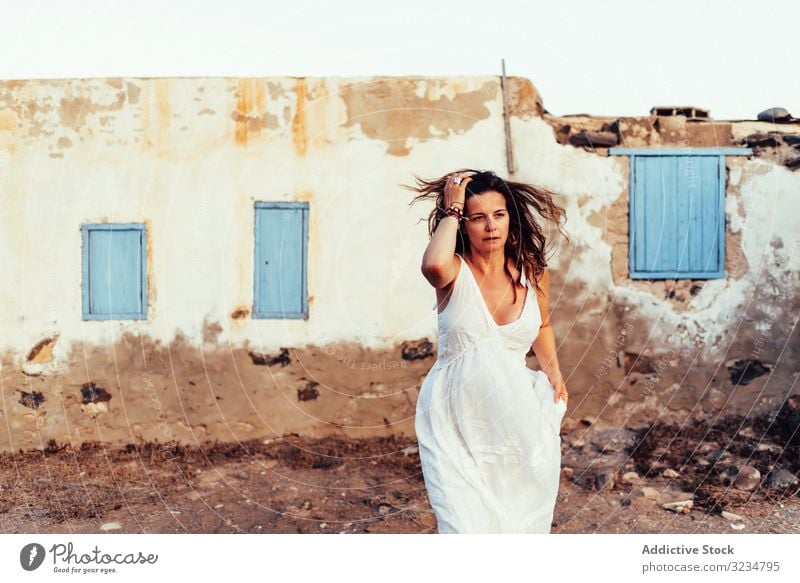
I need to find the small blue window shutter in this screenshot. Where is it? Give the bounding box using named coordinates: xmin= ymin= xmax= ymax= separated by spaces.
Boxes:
xmin=82 ymin=224 xmax=147 ymax=319
xmin=254 ymin=203 xmax=308 ymax=318
xmin=630 ymin=155 xmax=724 ymax=278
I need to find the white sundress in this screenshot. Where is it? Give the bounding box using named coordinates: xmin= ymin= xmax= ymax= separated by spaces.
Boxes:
xmin=415 ymin=253 xmax=568 ymax=533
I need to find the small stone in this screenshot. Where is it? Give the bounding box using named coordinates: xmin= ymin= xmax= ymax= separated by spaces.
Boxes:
xmin=730 ymin=523 xmax=745 ymax=530
xmin=662 ymin=469 xmax=680 ymax=479
xmin=571 ymin=467 xmax=617 ymax=491
xmin=560 ymin=467 xmax=574 ymax=480
xmin=709 ymin=448 xmax=733 ymax=464
xmin=765 ymin=468 xmax=799 ymax=491
xmin=719 ymin=466 xmax=738 ymax=486
xmin=401 ymin=446 xmax=419 ymax=456
xmin=697 ymin=442 xmax=718 ymax=454
xmin=418 ymin=512 xmax=437 ymax=527
xmin=662 ymin=499 xmax=693 ymax=513
xmin=621 ymin=471 xmax=641 ymax=484
xmin=718 ymin=464 xmax=762 ymax=490
xmin=641 ymin=487 xmax=661 ymax=500
xmin=595 ymin=470 xmax=616 ymax=491
xmin=567 ymin=435 xmax=585 ymax=449
xmin=100 ymin=522 xmax=121 ymax=531
xmin=214 ymin=503 xmax=224 ymax=509
xmin=721 ymin=511 xmax=743 ymax=522
xmin=587 ymin=427 xmax=638 ymax=453
xmin=378 ymin=504 xmax=392 ymax=516
xmin=756 ymin=443 xmax=782 ymax=453
xmin=734 ymin=465 xmax=762 ymax=491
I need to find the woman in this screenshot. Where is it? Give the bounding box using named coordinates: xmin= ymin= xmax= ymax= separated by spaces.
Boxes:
xmin=406 ymin=169 xmax=570 ymax=533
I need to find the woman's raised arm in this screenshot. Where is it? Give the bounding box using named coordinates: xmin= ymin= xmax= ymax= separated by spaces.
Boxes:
xmin=420 ymin=173 xmax=472 ymax=289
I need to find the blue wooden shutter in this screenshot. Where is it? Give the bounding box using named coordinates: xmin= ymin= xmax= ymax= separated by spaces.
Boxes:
xmin=82 ymin=224 xmax=148 ymax=319
xmin=254 ymin=202 xmax=309 ymax=318
xmin=630 ymin=154 xmax=725 ymax=279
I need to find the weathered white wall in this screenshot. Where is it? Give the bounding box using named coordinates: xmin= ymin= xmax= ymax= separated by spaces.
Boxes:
xmin=0 ymin=75 xmax=797 ymax=451
xmin=0 ymin=77 xmax=511 ymax=364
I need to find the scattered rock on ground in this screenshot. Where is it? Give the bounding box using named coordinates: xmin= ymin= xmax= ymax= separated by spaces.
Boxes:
xmin=663 ymin=499 xmax=693 ymax=514
xmin=721 ymin=510 xmax=744 ymax=521
xmin=765 ymin=468 xmax=799 ymax=492
xmin=621 ymin=471 xmax=641 ymax=484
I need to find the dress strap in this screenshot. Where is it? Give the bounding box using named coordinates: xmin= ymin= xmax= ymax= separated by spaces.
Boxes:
xmin=519 ymin=259 xmax=530 ymax=288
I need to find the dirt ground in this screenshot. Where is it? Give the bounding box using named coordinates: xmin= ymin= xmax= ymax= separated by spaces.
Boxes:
xmin=2 ymin=404 xmax=799 ymax=534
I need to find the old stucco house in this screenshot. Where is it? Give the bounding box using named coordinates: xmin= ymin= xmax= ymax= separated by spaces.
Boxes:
xmin=1 ymin=76 xmax=797 ymax=452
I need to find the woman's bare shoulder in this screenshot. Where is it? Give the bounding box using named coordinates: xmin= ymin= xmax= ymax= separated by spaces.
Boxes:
xmin=422 ymin=253 xmax=462 ymax=290
xmin=435 ymin=257 xmax=462 ymax=314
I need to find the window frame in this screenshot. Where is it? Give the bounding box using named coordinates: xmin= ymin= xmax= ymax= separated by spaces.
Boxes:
xmin=252 ymin=201 xmax=310 ymax=319
xmin=80 ymin=222 xmax=148 ymax=320
xmin=609 ymin=147 xmax=752 ymax=280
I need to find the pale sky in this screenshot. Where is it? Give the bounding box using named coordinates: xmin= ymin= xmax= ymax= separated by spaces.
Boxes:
xmin=2 ymin=0 xmax=797 ymax=120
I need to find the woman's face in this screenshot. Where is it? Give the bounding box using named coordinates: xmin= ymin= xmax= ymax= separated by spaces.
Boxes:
xmin=462 ymin=190 xmax=509 ymax=254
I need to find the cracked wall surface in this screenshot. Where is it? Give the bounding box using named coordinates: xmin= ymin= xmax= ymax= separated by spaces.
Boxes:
xmin=0 ymin=75 xmax=798 ymax=452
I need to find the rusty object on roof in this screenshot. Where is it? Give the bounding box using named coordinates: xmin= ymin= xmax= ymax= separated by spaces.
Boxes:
xmin=650 ymin=105 xmax=710 ymax=119
xmin=757 ymin=107 xmax=795 ymax=123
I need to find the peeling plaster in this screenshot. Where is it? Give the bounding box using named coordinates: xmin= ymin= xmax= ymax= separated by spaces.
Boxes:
xmin=340 ymin=77 xmax=498 ymax=156
xmin=0 ymin=75 xmax=797 ymax=443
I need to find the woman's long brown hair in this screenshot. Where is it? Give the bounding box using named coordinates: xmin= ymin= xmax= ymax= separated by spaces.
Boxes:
xmin=403 ymin=168 xmax=569 ymax=300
